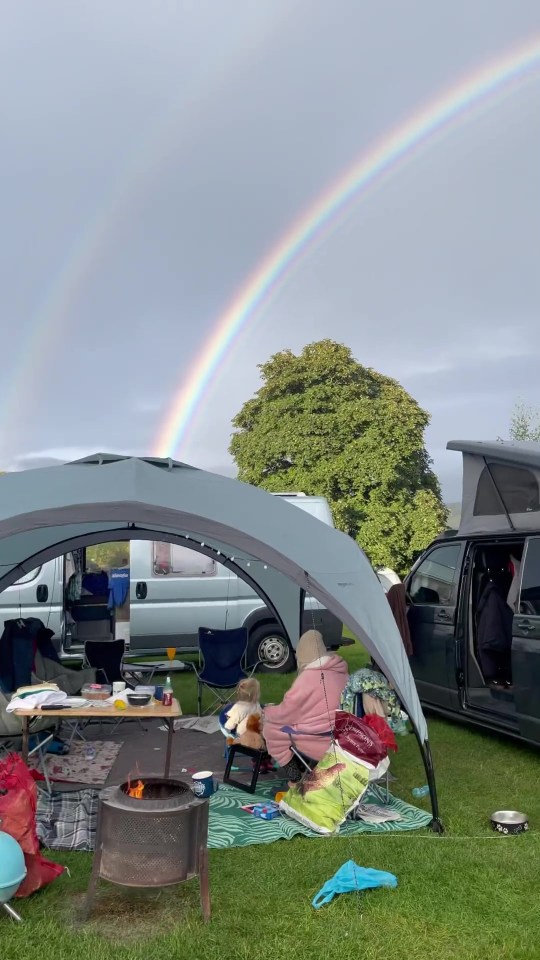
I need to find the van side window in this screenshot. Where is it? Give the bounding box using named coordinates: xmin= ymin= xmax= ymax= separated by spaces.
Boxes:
xmin=519 ymin=539 xmax=540 ymax=615
xmin=152 ymin=542 xmax=216 ymax=577
xmin=474 ymin=464 xmax=540 ymax=517
xmin=409 ymin=544 xmax=462 ymax=605
xmin=12 ymin=567 xmax=42 ymax=586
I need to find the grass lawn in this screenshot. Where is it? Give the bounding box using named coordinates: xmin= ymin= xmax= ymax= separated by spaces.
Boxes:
xmin=3 ymin=644 xmax=540 ymax=960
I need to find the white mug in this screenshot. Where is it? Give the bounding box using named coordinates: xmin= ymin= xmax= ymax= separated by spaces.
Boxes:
xmin=112 ymin=681 xmax=126 ymax=695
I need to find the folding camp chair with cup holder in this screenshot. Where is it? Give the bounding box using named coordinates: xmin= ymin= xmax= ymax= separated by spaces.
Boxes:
xmin=194 ymin=627 xmax=258 ymax=716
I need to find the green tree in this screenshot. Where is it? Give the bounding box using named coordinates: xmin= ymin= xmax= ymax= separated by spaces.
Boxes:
xmin=86 ymin=542 xmax=129 ymax=571
xmin=229 ymin=340 xmax=447 ymax=574
xmin=510 ymin=401 xmax=540 ymax=442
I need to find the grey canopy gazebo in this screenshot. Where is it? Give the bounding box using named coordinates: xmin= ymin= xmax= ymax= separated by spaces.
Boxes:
xmin=0 ymin=454 xmax=441 ymax=827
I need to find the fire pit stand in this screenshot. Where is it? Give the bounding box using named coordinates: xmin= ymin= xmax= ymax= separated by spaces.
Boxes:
xmin=85 ymin=778 xmax=211 ymax=921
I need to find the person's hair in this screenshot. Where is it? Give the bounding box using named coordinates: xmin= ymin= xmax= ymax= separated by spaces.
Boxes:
xmin=296 ymin=629 xmax=327 ymax=671
xmin=236 ymin=677 xmax=260 ymax=703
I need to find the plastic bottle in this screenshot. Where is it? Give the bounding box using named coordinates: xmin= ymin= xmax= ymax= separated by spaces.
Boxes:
xmin=162 ymin=675 xmax=173 ymax=707
xmin=412 ymin=784 xmax=430 ymax=798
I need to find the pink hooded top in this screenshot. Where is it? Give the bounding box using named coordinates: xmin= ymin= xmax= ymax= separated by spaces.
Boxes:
xmin=262 ymin=654 xmax=349 ymax=766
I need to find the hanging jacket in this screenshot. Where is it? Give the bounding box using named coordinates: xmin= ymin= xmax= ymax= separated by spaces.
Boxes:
xmin=387 ymin=584 xmax=414 ymax=657
xmin=476 ymin=581 xmax=513 ymax=653
xmin=0 ymin=618 xmax=60 ymax=694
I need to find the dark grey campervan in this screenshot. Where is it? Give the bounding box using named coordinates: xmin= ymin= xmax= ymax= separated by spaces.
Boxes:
xmin=406 ymin=440 xmax=540 ymax=746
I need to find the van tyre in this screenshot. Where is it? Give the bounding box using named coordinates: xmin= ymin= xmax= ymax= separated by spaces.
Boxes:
xmin=248 ymin=625 xmax=295 ymax=674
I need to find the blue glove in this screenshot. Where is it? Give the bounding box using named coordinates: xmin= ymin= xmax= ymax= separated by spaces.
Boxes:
xmin=312 ymin=860 xmax=397 ymax=908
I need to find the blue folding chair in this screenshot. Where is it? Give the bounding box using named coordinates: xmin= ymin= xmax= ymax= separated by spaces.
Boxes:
xmin=194 ymin=627 xmax=257 ymax=716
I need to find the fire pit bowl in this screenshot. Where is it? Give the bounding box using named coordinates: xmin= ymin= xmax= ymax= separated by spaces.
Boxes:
xmin=86 ymin=777 xmax=210 ymax=920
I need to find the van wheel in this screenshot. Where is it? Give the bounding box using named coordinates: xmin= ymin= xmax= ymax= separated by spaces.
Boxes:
xmin=248 ymin=625 xmax=295 ymax=674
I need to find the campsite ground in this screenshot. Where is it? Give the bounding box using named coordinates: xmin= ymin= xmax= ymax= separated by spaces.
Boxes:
xmin=4 ymin=644 xmax=540 ymax=960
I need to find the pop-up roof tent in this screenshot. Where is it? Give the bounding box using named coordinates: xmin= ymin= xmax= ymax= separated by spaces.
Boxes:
xmin=448 ymin=440 xmax=540 ymax=535
xmin=0 ymin=454 xmax=440 ymax=827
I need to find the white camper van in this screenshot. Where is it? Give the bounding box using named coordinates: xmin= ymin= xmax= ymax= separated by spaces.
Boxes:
xmin=0 ymin=493 xmax=347 ymax=672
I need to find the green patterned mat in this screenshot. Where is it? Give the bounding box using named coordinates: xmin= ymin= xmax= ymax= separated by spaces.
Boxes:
xmin=208 ymin=781 xmax=431 ymax=849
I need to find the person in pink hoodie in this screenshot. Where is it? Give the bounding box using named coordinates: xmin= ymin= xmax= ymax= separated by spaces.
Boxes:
xmin=262 ymin=629 xmax=349 ymax=780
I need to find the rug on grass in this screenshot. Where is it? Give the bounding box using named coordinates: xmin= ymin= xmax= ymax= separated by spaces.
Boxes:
xmin=36 ymin=787 xmax=99 ymax=851
xmin=208 ymin=781 xmax=431 ymax=849
xmin=159 ymin=716 xmax=221 ymax=734
xmin=30 ymin=740 xmax=122 ymax=785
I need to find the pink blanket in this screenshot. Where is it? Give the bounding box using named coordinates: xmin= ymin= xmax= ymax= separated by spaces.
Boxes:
xmin=263 ymin=655 xmax=348 ymax=766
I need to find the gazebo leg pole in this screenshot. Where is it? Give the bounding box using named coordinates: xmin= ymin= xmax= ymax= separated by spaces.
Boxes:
xmin=412 ymin=730 xmax=444 ymax=834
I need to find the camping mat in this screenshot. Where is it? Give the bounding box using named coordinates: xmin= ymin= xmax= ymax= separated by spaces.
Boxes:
xmin=208 ymin=781 xmax=431 ymax=849
xmin=30 ymin=740 xmax=122 ymax=786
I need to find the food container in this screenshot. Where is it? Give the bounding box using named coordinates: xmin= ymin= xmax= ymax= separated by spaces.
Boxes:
xmin=81 ymin=683 xmax=112 ymax=701
xmin=490 ymin=810 xmax=529 ymax=835
xmin=126 ymin=692 xmax=152 ymax=707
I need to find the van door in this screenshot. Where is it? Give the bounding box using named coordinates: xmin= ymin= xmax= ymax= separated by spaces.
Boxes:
xmin=406 ymin=541 xmax=464 ymax=709
xmin=129 ymin=540 xmax=238 ymax=653
xmin=0 ymin=560 xmax=63 ymax=646
xmin=512 ymin=536 xmax=540 ymax=743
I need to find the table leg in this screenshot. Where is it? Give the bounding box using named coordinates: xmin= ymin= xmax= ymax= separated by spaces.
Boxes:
xmin=21 ymin=716 xmax=29 ymax=763
xmin=164 ymin=718 xmax=174 ymax=777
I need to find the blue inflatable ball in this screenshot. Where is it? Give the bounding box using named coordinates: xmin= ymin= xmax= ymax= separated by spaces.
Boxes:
xmin=0 ymin=831 xmax=27 ymax=903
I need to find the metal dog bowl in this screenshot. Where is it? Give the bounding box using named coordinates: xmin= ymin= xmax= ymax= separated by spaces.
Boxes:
xmin=126 ymin=692 xmax=152 ymax=707
xmin=490 ymin=810 xmax=529 ymax=835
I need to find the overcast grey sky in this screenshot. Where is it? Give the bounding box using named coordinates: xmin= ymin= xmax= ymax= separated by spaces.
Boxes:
xmin=1 ymin=1 xmax=539 ymax=501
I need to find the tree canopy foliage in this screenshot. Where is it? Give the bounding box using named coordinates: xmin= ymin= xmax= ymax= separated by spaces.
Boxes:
xmin=510 ymin=401 xmax=540 ymax=442
xmin=230 ymin=340 xmax=447 ymax=574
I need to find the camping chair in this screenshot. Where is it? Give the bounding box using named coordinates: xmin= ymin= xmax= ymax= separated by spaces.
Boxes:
xmin=0 ymin=732 xmax=54 ymax=794
xmin=352 ymin=694 xmax=393 ymax=803
xmin=75 ymin=639 xmax=146 ymax=740
xmin=221 ymin=702 xmax=274 ymax=793
xmin=281 ymin=725 xmax=332 ymax=774
xmin=194 ymin=627 xmax=257 ymax=717
xmin=83 ymin=638 xmax=125 ymax=684
xmin=283 ymin=722 xmax=390 ymax=802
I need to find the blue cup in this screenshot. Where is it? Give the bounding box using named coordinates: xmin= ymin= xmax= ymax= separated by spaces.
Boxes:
xmin=191 ymin=771 xmax=218 ymax=798
xmin=154 ymin=685 xmax=164 ymax=701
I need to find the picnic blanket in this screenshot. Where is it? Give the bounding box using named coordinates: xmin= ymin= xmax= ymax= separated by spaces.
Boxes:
xmin=36 ymin=787 xmax=99 ymax=852
xmin=208 ymin=781 xmax=431 ymax=849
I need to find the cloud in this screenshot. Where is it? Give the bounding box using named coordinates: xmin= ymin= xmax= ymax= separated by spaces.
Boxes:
xmin=131 ymin=397 xmax=165 ymax=415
